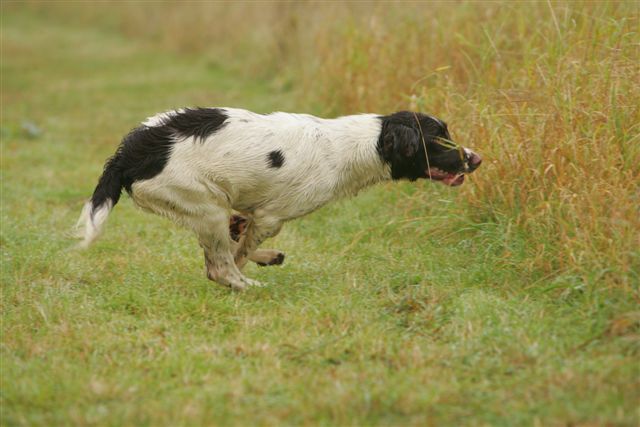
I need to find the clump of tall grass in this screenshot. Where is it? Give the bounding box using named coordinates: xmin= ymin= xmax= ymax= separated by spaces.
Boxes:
xmin=307 ymin=2 xmax=639 ymax=289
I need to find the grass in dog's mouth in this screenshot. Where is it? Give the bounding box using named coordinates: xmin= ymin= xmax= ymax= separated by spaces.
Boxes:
xmin=436 ymin=137 xmax=465 ymax=161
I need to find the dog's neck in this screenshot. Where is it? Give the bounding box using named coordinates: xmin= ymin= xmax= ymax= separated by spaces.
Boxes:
xmin=326 ymin=114 xmax=391 ymax=198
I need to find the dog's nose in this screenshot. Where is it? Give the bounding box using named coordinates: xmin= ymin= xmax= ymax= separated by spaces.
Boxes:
xmin=468 ymin=151 xmax=482 ymax=171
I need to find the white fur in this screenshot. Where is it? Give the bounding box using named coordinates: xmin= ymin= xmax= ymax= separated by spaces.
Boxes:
xmin=75 ymin=200 xmax=113 ymax=249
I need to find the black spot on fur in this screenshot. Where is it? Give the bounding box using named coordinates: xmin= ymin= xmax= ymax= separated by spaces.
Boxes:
xmin=268 ymin=150 xmax=285 ymax=168
xmin=90 ymin=108 xmax=228 ymax=208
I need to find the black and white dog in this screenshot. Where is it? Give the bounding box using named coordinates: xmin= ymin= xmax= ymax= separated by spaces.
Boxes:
xmin=76 ymin=108 xmax=481 ymax=290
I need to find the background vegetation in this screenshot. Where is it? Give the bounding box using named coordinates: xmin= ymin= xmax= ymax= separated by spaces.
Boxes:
xmin=2 ymin=1 xmax=638 ymax=426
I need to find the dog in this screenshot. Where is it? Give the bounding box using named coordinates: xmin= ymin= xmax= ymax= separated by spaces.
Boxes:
xmin=76 ymin=108 xmax=481 ymax=290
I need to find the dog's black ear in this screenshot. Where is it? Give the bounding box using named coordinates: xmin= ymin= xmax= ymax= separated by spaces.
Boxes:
xmin=383 ymin=123 xmax=420 ymax=160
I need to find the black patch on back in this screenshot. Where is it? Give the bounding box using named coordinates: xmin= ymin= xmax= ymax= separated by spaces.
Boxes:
xmin=106 ymin=108 xmax=228 ymax=195
xmin=163 ymin=108 xmax=228 ymax=141
xmin=268 ymin=150 xmax=285 ymax=168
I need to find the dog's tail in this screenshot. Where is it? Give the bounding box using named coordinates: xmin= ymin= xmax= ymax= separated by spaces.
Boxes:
xmin=74 ymin=152 xmax=124 ymax=248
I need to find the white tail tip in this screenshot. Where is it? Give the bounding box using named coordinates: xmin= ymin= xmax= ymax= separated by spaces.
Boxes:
xmin=74 ymin=200 xmax=113 ymax=249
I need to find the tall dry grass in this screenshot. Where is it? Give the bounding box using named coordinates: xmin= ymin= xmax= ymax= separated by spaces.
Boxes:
xmin=308 ymin=2 xmax=639 ymax=288
xmin=17 ymin=1 xmax=639 ymax=288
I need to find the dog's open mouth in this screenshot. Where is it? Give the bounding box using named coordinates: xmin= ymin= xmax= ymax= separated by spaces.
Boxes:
xmin=426 ymin=168 xmax=465 ymax=186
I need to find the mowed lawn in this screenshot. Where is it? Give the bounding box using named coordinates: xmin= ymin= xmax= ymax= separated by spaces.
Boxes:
xmin=2 ymin=8 xmax=638 ymax=427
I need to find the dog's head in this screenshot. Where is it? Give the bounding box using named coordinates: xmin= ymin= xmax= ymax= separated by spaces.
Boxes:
xmin=378 ymin=111 xmax=481 ymax=186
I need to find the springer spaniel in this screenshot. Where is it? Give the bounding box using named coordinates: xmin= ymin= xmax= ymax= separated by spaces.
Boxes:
xmin=76 ymin=108 xmax=481 ymax=290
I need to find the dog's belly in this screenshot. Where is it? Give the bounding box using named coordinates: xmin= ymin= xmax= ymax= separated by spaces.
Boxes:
xmin=231 ymin=180 xmax=336 ymax=221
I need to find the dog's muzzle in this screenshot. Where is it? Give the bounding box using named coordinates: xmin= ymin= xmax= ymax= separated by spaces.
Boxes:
xmin=465 ymin=150 xmax=482 ymax=173
xmin=426 ymin=149 xmax=482 ymax=187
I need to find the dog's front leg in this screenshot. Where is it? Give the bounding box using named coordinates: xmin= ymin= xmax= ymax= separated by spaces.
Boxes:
xmin=234 ymin=213 xmax=283 ymax=268
xmin=249 ymin=249 xmax=286 ymax=267
xmin=232 ymin=239 xmax=286 ymax=269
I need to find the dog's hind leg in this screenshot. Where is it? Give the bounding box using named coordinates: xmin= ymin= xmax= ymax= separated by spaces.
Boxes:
xmin=197 ymin=216 xmax=262 ymax=290
xmin=132 ymin=179 xmax=261 ymax=290
xmin=197 ymin=209 xmax=262 ymax=289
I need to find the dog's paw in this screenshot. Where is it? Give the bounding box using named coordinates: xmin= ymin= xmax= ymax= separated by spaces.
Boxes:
xmin=256 ymin=251 xmax=285 ymax=267
xmin=229 ymin=215 xmax=248 ymax=242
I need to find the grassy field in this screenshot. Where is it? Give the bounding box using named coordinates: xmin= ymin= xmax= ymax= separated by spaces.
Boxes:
xmin=2 ymin=3 xmax=639 ymax=426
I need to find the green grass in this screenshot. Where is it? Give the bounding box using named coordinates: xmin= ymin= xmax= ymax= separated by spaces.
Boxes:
xmin=2 ymin=6 xmax=639 ymax=427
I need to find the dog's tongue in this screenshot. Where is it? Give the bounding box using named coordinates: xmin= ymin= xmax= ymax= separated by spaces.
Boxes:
xmin=443 ymin=174 xmax=464 ymax=186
